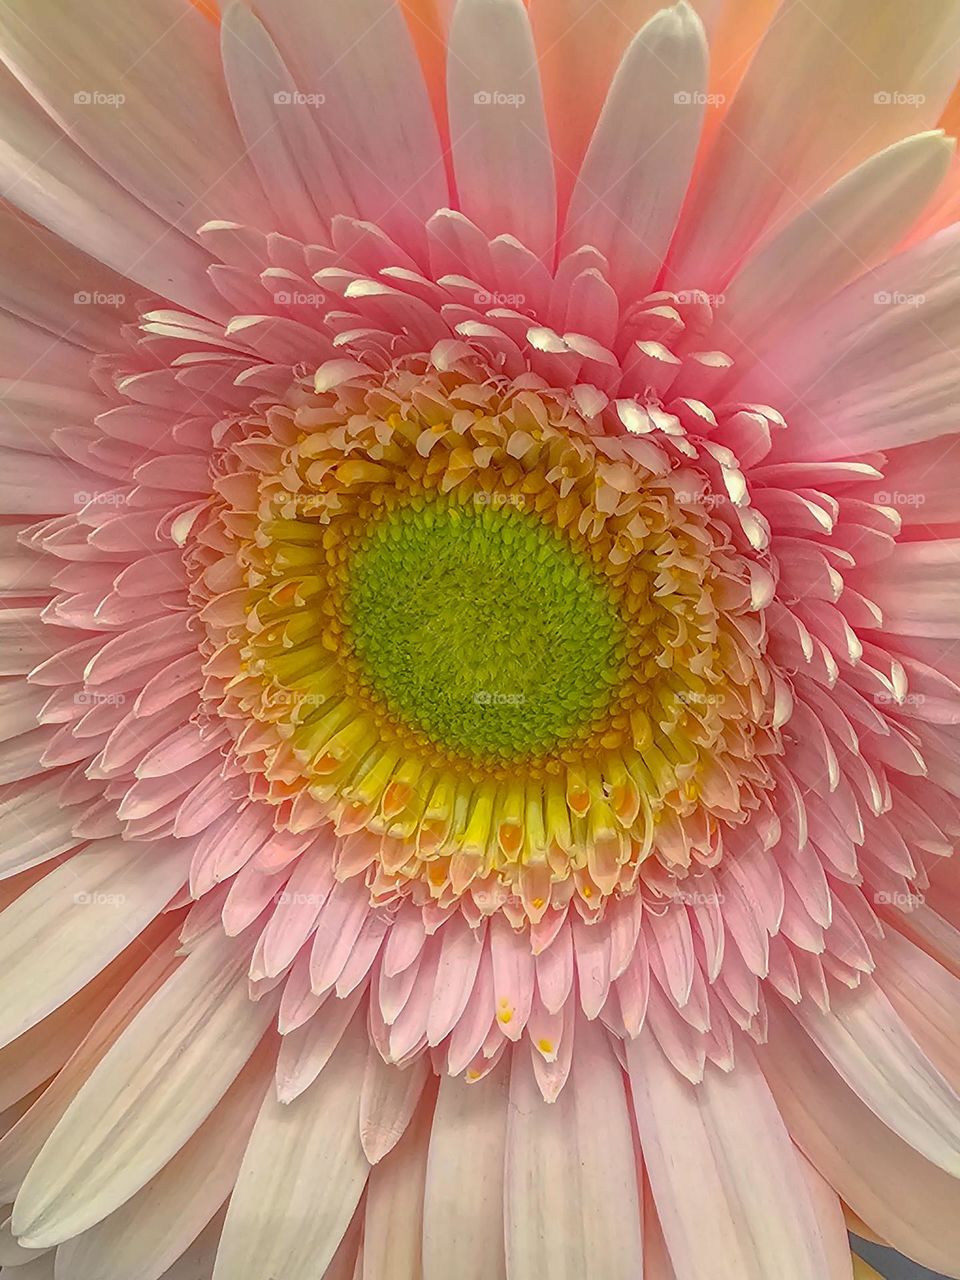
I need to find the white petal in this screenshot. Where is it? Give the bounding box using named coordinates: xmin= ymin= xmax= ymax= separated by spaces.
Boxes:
xmin=220 ymin=4 xmax=354 ymax=243
xmin=733 ymin=220 xmax=960 ymax=459
xmin=628 ymin=1029 xmax=834 ymax=1279
xmin=422 ymin=1061 xmax=509 ymax=1280
xmin=719 ymin=131 xmax=953 ymax=357
xmin=563 ymin=2 xmax=707 ymax=300
xmin=790 ymin=981 xmax=960 ymax=1175
xmin=362 ymin=1090 xmax=433 ymax=1280
xmin=797 ymin=1153 xmax=857 ymax=1280
xmin=0 ymin=952 xmax=129 ymax=1113
xmin=156 ymin=1212 xmax=225 ymax=1280
xmin=0 ymin=773 xmax=79 ymax=877
xmin=0 ymin=922 xmax=182 ymax=1206
xmin=0 ymin=0 xmax=270 ymax=237
xmin=874 ymin=930 xmax=960 ymax=1090
xmin=13 ymin=929 xmax=276 ymax=1248
xmin=668 ymin=0 xmax=960 ymax=291
xmin=760 ymin=997 xmax=960 ymax=1276
xmin=254 ymin=0 xmax=447 ymax=256
xmin=0 ymin=70 xmax=222 ymax=316
xmin=52 ymin=1039 xmax=272 ymax=1280
xmin=359 ymin=1044 xmax=430 ymax=1164
xmin=529 ymin=0 xmax=664 ymax=208
xmin=0 ymin=839 xmax=190 ymax=1048
xmin=447 ymin=0 xmax=556 ymax=259
xmin=277 ymin=986 xmax=367 ymax=1103
xmin=212 ymin=1006 xmax=370 ymax=1280
xmin=0 ymin=1252 xmax=55 ymax=1277
xmin=506 ymin=1018 xmax=643 ymax=1279
xmin=853 ymin=540 xmax=960 ymax=639
xmin=0 ymin=205 xmax=136 ymax=352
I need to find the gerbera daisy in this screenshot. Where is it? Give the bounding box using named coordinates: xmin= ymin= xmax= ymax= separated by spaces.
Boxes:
xmin=0 ymin=1 xmax=958 ymax=1278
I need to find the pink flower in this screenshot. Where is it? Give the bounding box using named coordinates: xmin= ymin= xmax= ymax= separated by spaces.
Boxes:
xmin=0 ymin=1 xmax=958 ymax=1277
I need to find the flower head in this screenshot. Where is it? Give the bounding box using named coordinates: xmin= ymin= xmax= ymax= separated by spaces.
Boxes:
xmin=0 ymin=1 xmax=959 ymax=1277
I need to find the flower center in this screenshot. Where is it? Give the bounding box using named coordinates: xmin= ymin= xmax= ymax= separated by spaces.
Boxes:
xmin=343 ymin=498 xmax=626 ymax=761
xmin=193 ymin=357 xmax=781 ymax=917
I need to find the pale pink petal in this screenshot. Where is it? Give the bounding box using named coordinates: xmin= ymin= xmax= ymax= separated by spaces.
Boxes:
xmin=12 ymin=928 xmax=277 ymax=1248
xmin=563 ymin=2 xmax=707 ymax=300
xmin=0 ymin=839 xmax=190 ymax=1047
xmin=211 ymin=1007 xmax=370 ymax=1280
xmin=761 ymin=997 xmax=960 ymax=1275
xmin=361 ymin=1085 xmax=433 ymax=1280
xmin=628 ymin=1030 xmax=835 ymax=1279
xmin=0 ymin=69 xmax=221 ymax=315
xmin=0 ymin=0 xmax=271 ymax=237
xmin=52 ymin=1038 xmax=272 ymax=1280
xmin=422 ymin=1060 xmax=509 ymax=1280
xmin=447 ymin=0 xmax=556 ymax=260
xmin=669 ymin=0 xmax=960 ymax=290
xmin=506 ymin=1016 xmax=643 ymax=1279
xmin=253 ymin=0 xmax=447 ymax=255
xmin=717 ymin=131 xmax=953 ymax=359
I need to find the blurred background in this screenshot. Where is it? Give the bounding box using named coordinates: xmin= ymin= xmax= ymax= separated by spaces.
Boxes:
xmin=854 ymin=1238 xmax=948 ymax=1278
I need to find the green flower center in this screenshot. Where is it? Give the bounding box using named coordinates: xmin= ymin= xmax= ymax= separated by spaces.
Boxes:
xmin=343 ymin=498 xmax=627 ymax=761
